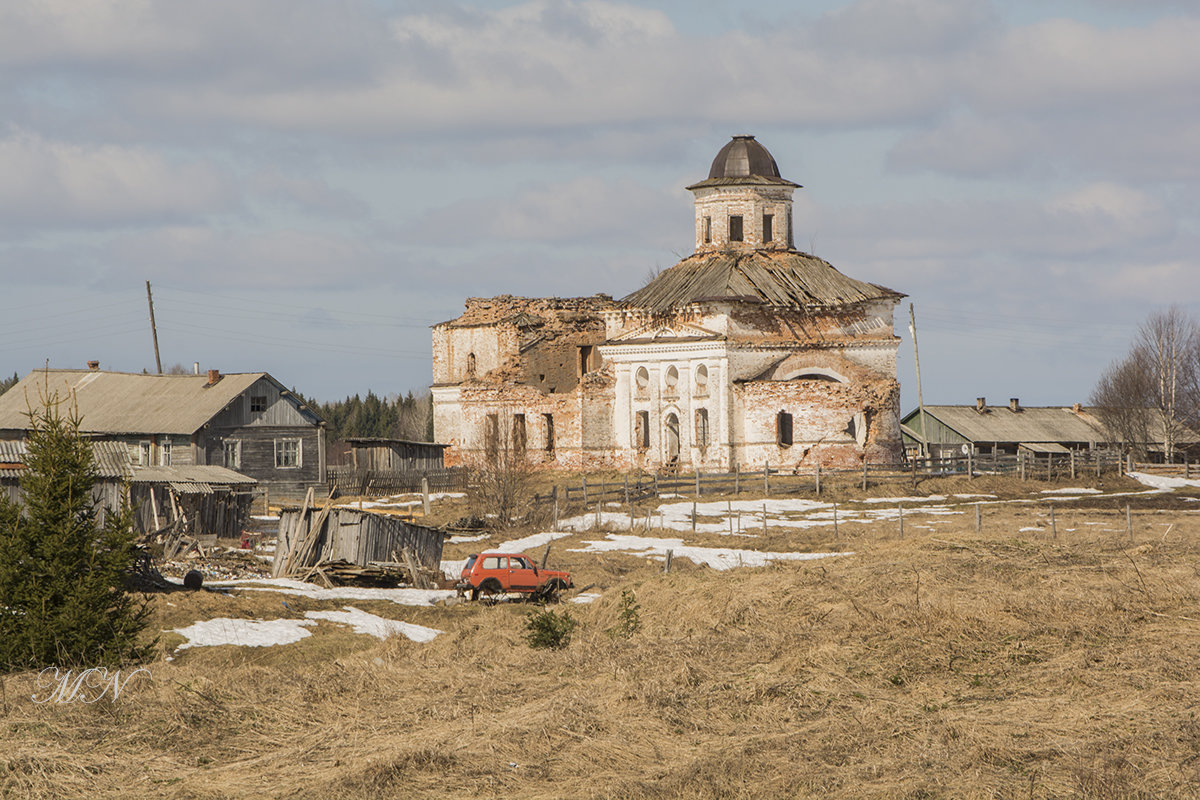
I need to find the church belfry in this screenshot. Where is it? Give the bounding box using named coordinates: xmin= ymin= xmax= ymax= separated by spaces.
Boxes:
xmin=687 ymin=135 xmax=799 ymax=253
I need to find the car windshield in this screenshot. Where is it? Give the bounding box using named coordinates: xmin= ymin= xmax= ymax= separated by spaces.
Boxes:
xmin=463 ymin=554 xmax=477 ymax=572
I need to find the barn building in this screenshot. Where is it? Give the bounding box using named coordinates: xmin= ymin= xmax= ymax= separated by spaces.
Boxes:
xmin=432 ymin=135 xmax=906 ymax=471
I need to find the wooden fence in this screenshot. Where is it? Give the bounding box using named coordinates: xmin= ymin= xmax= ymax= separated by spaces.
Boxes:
xmin=325 ymin=466 xmax=469 ymax=496
xmin=533 ymin=450 xmax=1143 ymax=511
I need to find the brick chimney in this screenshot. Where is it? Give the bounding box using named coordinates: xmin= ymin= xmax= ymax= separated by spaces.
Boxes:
xmin=87 ymin=360 xmax=100 ymax=371
xmin=1009 ymin=398 xmax=1021 ymax=412
xmin=207 ymin=369 xmax=222 ymax=386
xmin=975 ymin=397 xmax=986 ymax=413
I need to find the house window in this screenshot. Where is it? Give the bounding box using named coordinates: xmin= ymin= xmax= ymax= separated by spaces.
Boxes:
xmin=635 ymin=411 xmax=650 ymax=450
xmin=250 ymin=395 xmax=267 ymax=413
xmin=777 ymin=411 xmax=793 ymax=447
xmin=223 ymin=440 xmax=241 ymax=469
xmin=703 ymin=216 xmax=712 ymax=244
xmin=159 ymin=439 xmax=172 ymax=466
xmin=275 ymin=438 xmax=301 ymax=468
xmin=513 ymin=414 xmax=526 ymax=457
xmin=695 ymin=408 xmax=709 ymax=449
xmin=694 ymin=363 xmax=708 ymax=396
xmin=763 ymin=213 xmax=773 ymax=242
xmin=484 ymin=413 xmax=499 ymax=460
xmin=664 ymin=365 xmax=679 ymax=397
xmin=138 ymin=441 xmax=151 ymax=466
xmin=543 ymin=413 xmax=555 ymax=455
xmin=729 ymin=215 xmax=743 ymax=242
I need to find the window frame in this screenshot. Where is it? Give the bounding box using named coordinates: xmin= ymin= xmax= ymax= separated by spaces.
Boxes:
xmin=776 ymin=411 xmax=794 ymax=447
xmin=159 ymin=439 xmax=172 ymax=466
xmin=250 ymin=395 xmax=268 ymax=414
xmin=223 ymin=439 xmax=242 ymax=469
xmin=275 ymin=438 xmax=302 ymax=469
xmin=763 ymin=213 xmax=773 ymax=242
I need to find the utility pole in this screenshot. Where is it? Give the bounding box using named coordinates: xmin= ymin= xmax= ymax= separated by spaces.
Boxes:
xmin=146 ymin=281 xmax=163 ymax=374
xmin=909 ymin=302 xmax=927 ymax=458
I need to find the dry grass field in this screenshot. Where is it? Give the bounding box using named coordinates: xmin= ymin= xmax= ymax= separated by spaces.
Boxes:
xmin=5 ymin=473 xmax=1200 ymax=799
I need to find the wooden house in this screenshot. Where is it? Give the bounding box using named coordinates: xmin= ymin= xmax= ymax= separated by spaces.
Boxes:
xmin=0 ymin=366 xmax=325 ymax=499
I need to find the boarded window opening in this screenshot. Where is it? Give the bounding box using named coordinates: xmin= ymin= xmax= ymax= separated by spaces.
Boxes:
xmin=763 ymin=213 xmax=773 ymax=242
xmin=694 ymin=363 xmax=708 ymax=396
xmin=729 ymin=215 xmax=743 ymax=242
xmin=776 ymin=411 xmax=793 ymax=447
xmin=513 ymin=413 xmax=526 ymax=457
xmin=635 ymin=411 xmax=649 ymax=450
xmin=695 ymin=408 xmax=709 ymax=449
xmin=634 ymin=366 xmax=650 ymax=398
xmin=703 ymin=216 xmax=712 ymax=244
xmin=543 ymin=413 xmax=555 ymax=455
xmin=484 ymin=413 xmax=499 ymax=460
xmin=466 ymin=352 xmax=476 ymax=377
xmin=664 ymin=365 xmax=679 ymax=397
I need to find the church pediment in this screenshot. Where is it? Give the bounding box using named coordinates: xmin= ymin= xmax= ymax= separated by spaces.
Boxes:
xmin=612 ymin=321 xmax=721 ymax=342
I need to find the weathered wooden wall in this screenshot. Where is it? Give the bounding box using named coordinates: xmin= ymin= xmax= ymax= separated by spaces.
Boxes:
xmin=276 ymin=506 xmax=445 ymax=573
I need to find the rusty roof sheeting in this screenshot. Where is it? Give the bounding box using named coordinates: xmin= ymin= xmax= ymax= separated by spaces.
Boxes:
xmin=907 ymin=406 xmax=1106 ymax=445
xmin=621 ymin=250 xmax=904 ymax=313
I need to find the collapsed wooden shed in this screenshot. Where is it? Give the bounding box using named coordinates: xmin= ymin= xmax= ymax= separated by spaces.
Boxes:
xmin=274 ymin=502 xmax=446 ymax=580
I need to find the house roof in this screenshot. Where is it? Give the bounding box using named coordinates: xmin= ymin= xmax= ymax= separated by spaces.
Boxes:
xmin=0 ymin=369 xmax=289 ymax=435
xmin=0 ymin=439 xmax=255 ymax=488
xmin=345 ymin=438 xmax=450 ymax=448
xmin=621 ymin=249 xmax=904 ymax=313
xmin=904 ymin=405 xmax=1105 ymax=444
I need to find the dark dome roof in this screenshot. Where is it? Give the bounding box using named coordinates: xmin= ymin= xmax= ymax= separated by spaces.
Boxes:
xmin=708 ymin=135 xmax=782 ymax=180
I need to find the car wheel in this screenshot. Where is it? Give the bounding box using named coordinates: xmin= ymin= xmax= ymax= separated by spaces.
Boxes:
xmin=478 ymin=578 xmax=503 ymax=605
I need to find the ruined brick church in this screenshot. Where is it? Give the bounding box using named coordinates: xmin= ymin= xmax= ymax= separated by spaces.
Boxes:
xmin=432 ymin=135 xmax=905 ymax=471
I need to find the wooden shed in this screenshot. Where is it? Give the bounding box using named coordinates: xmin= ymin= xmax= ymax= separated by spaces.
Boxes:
xmin=274 ymin=505 xmax=447 ymax=577
xmin=344 ymin=438 xmax=449 ymax=472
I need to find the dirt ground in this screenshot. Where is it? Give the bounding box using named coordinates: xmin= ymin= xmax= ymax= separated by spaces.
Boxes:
xmin=4 ymin=473 xmax=1200 ymax=799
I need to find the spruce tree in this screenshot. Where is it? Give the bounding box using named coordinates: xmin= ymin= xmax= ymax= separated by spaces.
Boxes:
xmin=0 ymin=393 xmax=153 ymax=673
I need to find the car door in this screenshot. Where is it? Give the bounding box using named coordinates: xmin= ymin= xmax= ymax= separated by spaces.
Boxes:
xmin=507 ymin=556 xmax=539 ymax=591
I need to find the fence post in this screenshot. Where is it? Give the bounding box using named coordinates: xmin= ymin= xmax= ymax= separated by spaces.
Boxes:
xmin=898 ymin=504 xmax=903 ymax=539
xmin=815 ymin=463 xmax=821 ymax=496
xmin=764 ymin=464 xmax=770 ymax=495
xmin=624 ymin=475 xmax=629 ymax=505
xmin=967 ymin=448 xmax=973 ymax=480
xmin=695 ymin=470 xmax=701 ymax=498
xmin=833 ymin=502 xmax=839 ymax=540
xmin=1187 ymin=460 xmax=1192 ymax=480
xmin=663 ymin=550 xmax=673 ymax=574
xmin=582 ymin=476 xmax=588 ymax=507
xmin=1126 ymin=505 xmax=1133 ymax=540
xmin=735 ymin=464 xmax=740 ymax=495
xmin=1096 ymin=451 xmax=1101 ymax=478
xmin=862 ymin=462 xmax=868 ymax=491
xmin=421 ymin=476 xmax=431 ymax=517
xmin=975 ymin=502 xmax=981 ymax=533
xmin=692 ymin=500 xmax=697 ymax=533
xmin=762 ymin=501 xmax=767 ymax=535
xmin=1050 ymin=505 xmax=1057 ymax=539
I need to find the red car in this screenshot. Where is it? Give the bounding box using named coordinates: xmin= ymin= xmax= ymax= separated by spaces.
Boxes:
xmin=457 ymin=552 xmax=572 ymax=602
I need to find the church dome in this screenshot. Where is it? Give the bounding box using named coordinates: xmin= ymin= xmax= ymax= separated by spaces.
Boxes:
xmin=708 ymin=135 xmax=782 ymax=180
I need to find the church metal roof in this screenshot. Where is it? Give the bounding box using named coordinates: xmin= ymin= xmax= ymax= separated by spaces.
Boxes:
xmin=620 ymin=249 xmax=903 ymax=313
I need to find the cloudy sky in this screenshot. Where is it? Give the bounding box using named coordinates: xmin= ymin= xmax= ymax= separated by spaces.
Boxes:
xmin=2 ymin=0 xmax=1197 ymax=411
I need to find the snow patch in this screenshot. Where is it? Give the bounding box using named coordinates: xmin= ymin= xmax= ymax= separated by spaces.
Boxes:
xmin=171 ymin=617 xmax=315 ymax=649
xmin=1041 ymin=487 xmax=1102 ymax=495
xmin=569 ymin=534 xmax=849 ymax=571
xmin=1128 ymin=472 xmax=1200 ymax=491
xmin=569 ymin=593 xmax=602 ymax=604
xmin=205 ymin=577 xmax=455 ymax=606
xmin=305 ymin=606 xmax=442 ymax=642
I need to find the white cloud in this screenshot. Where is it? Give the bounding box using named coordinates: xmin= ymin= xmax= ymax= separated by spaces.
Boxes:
xmin=0 ymin=131 xmax=234 ymax=229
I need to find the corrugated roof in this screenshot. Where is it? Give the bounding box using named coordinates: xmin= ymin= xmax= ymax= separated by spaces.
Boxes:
xmin=907 ymin=406 xmax=1104 ymax=444
xmin=131 ymin=465 xmax=257 ymax=486
xmin=0 ymin=439 xmax=131 ymax=478
xmin=0 ymin=370 xmax=272 ymax=435
xmin=621 ymin=250 xmax=904 ymax=313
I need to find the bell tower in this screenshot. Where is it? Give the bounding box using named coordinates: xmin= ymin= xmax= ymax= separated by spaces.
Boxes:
xmin=687 ymin=135 xmax=800 ymax=254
